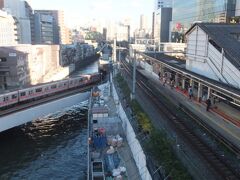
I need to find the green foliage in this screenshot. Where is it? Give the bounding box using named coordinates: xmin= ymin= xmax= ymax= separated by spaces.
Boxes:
xmin=85 ymin=31 xmax=103 ymax=42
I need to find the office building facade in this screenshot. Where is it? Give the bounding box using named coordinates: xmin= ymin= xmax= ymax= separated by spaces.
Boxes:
xmin=0 ymin=10 xmax=18 ymax=45
xmin=154 ymin=8 xmax=172 ymax=42
xmin=2 ymin=0 xmax=32 ymax=44
xmin=34 ymin=10 xmax=67 ymax=44
xmin=155 ymin=0 xmax=173 ymax=10
xmin=236 ymin=0 xmax=240 ymax=16
xmin=171 ymin=0 xmax=237 ymax=42
xmin=34 ymin=13 xmax=54 ymax=44
xmin=140 ymin=14 xmax=148 ymax=30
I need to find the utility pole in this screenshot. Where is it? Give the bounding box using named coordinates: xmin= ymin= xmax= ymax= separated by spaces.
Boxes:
xmin=118 ymin=50 xmax=121 ymax=61
xmin=113 ymin=39 xmax=117 ymax=63
xmin=131 ymin=50 xmax=136 ymax=100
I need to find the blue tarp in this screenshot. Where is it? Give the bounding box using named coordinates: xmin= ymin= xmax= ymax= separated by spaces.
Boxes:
xmin=104 ymin=152 xmax=120 ymax=172
xmin=93 ymin=136 xmax=107 ymax=149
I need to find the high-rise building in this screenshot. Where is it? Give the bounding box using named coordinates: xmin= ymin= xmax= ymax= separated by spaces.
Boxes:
xmin=2 ymin=0 xmax=32 ymax=44
xmin=154 ymin=7 xmax=172 ymax=42
xmin=155 ymin=0 xmax=172 ymax=10
xmin=170 ymin=0 xmax=237 ymax=42
xmin=65 ymin=27 xmax=72 ymax=44
xmin=0 ymin=10 xmax=18 ymax=45
xmin=140 ymin=14 xmax=148 ymax=30
xmin=0 ymin=0 xmax=4 ymax=9
xmin=24 ymin=1 xmax=34 ymax=44
xmin=34 ymin=13 xmax=54 ymax=44
xmin=106 ymin=21 xmax=130 ymax=42
xmin=236 ymin=0 xmax=240 ymax=16
xmin=35 ymin=10 xmax=67 ymax=44
xmin=103 ymin=28 xmax=107 ymax=41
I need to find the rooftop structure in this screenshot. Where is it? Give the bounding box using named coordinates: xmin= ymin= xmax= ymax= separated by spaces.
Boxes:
xmin=186 ymin=23 xmax=240 ymax=88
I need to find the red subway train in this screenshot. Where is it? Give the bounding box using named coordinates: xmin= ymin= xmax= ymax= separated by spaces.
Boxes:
xmin=0 ymin=73 xmax=100 ymax=109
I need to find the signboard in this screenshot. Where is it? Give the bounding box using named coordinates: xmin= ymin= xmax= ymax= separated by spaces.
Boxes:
xmin=9 ymin=53 xmax=17 ymax=57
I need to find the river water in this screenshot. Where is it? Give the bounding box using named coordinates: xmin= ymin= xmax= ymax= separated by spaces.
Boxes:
xmin=0 ymin=61 xmax=99 ymax=179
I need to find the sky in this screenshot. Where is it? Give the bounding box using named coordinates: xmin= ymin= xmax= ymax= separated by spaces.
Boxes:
xmin=30 ymin=0 xmax=155 ymax=29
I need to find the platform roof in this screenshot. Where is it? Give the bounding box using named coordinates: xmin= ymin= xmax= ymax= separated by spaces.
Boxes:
xmin=144 ymin=53 xmax=240 ymax=98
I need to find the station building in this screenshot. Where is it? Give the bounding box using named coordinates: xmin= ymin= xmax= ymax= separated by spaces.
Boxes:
xmin=185 ymin=23 xmax=240 ymax=89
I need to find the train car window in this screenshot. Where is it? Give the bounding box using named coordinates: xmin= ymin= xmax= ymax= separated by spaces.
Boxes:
xmin=12 ymin=94 xmax=17 ymax=99
xmin=36 ymin=88 xmax=42 ymax=92
xmin=29 ymin=90 xmax=33 ymax=95
xmin=51 ymin=84 xmax=57 ymax=89
xmin=20 ymin=92 xmax=26 ymax=96
xmin=45 ymin=87 xmax=49 ymax=91
xmin=3 ymin=96 xmax=9 ymax=102
xmin=64 ymin=83 xmax=67 ymax=86
xmin=79 ymin=79 xmax=83 ymax=82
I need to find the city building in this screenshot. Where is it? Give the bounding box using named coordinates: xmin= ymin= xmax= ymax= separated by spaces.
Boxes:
xmin=185 ymin=23 xmax=240 ymax=88
xmin=171 ymin=0 xmax=237 ymax=43
xmin=0 ymin=10 xmax=18 ymax=45
xmin=106 ymin=21 xmax=130 ymax=42
xmin=103 ymin=28 xmax=107 ymax=41
xmin=153 ymin=7 xmax=172 ymax=42
xmin=236 ymin=0 xmax=240 ymax=16
xmin=24 ymin=1 xmax=34 ymax=44
xmin=34 ymin=13 xmax=54 ymax=44
xmin=140 ymin=14 xmax=148 ymax=30
xmin=65 ymin=27 xmax=72 ymax=44
xmin=34 ymin=10 xmax=67 ymax=44
xmin=0 ymin=0 xmax=3 ymax=9
xmin=2 ymin=0 xmax=32 ymax=44
xmin=135 ymin=15 xmax=152 ymax=39
xmin=10 ymin=44 xmax=61 ymax=85
xmin=0 ymin=47 xmax=30 ymax=90
xmin=155 ymin=0 xmax=172 ymax=10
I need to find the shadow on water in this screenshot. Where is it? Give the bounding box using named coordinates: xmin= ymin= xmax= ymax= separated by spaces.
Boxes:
xmin=0 ymin=104 xmax=89 ymax=179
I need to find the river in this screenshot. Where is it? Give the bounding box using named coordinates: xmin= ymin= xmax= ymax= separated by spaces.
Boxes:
xmin=0 ymin=61 xmax=99 ymax=179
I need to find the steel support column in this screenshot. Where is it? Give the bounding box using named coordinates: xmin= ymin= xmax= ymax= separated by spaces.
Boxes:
xmin=198 ymin=82 xmax=203 ymax=102
xmin=207 ymin=87 xmax=211 ymax=99
xmin=175 ymin=73 xmax=179 ymax=87
xmin=182 ymin=78 xmax=185 ymax=90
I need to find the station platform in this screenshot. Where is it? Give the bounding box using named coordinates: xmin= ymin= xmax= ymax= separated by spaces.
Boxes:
xmin=137 ymin=68 xmax=240 ymax=149
xmin=174 ymin=87 xmax=240 ymax=127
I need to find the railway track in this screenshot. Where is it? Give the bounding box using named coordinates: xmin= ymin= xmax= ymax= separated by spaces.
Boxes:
xmin=120 ymin=59 xmax=240 ymax=180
